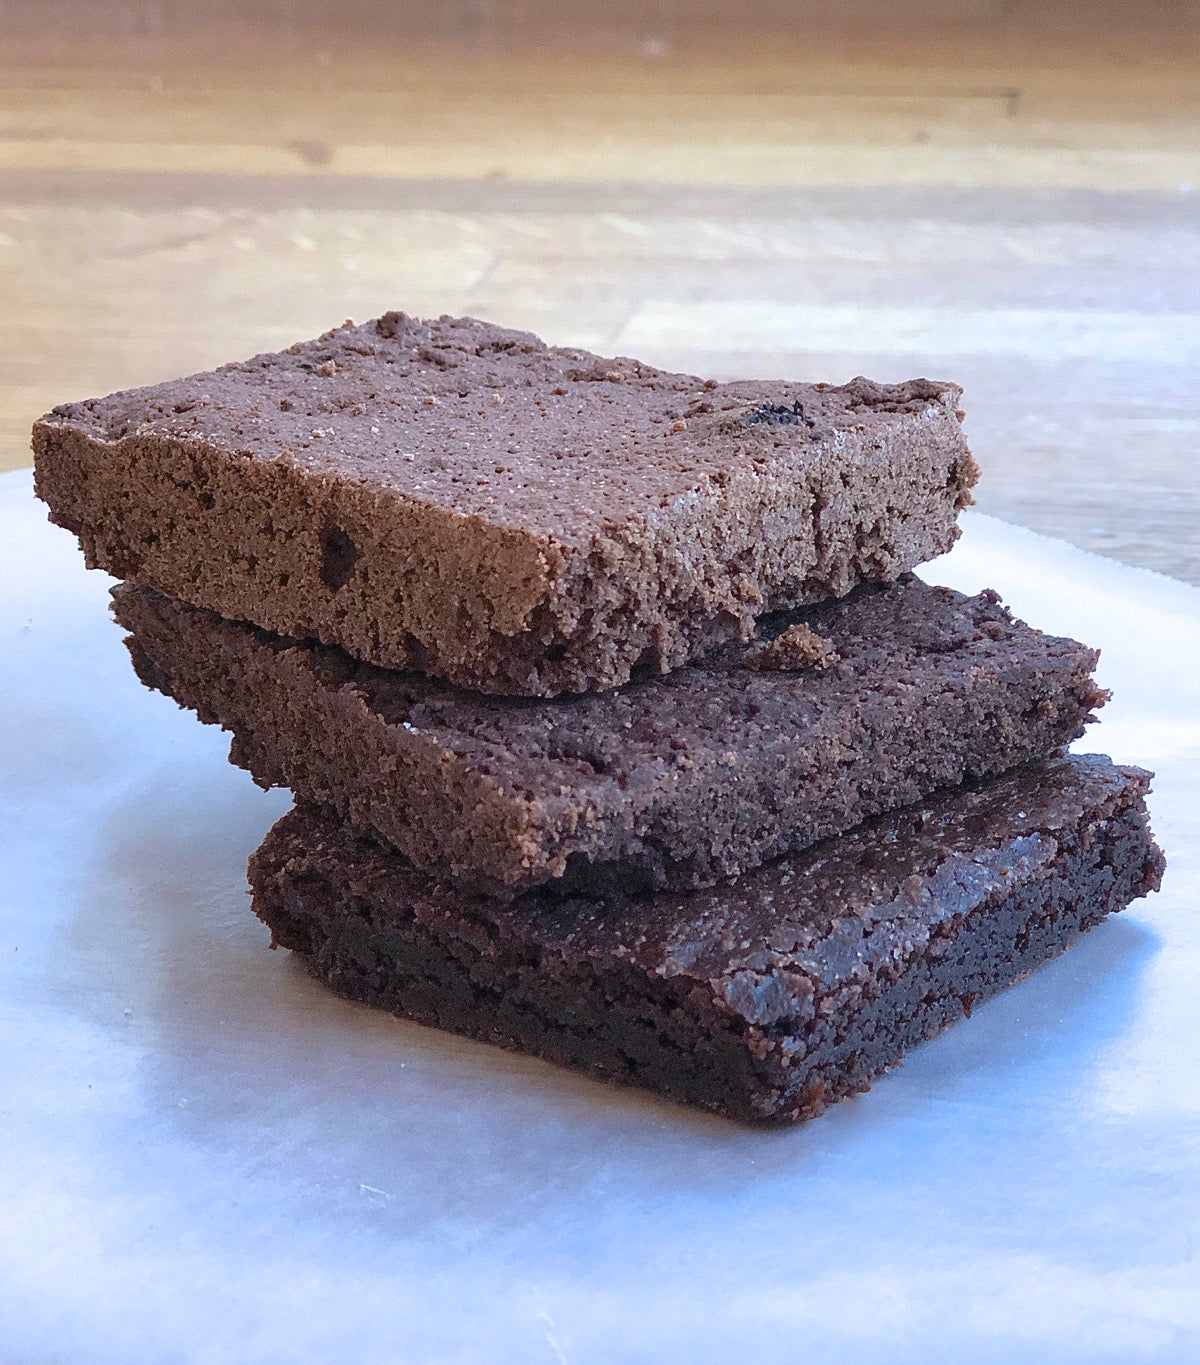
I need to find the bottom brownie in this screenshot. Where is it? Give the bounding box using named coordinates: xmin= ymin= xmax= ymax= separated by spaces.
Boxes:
xmin=248 ymin=756 xmax=1163 ymax=1124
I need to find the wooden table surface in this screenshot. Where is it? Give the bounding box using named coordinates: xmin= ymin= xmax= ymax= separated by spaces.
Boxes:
xmin=3 ymin=2 xmax=1198 ymax=583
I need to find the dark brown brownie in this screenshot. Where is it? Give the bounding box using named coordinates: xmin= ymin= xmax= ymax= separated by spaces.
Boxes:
xmin=35 ymin=312 xmax=977 ymax=696
xmin=115 ymin=575 xmax=1106 ymax=898
xmin=249 ymin=756 xmax=1163 ymax=1124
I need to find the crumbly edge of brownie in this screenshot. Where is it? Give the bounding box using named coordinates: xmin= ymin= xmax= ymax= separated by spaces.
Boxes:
xmin=34 ymin=345 xmax=975 ymax=696
xmin=114 ymin=576 xmax=1107 ymax=897
xmin=248 ymin=759 xmax=1163 ymax=1124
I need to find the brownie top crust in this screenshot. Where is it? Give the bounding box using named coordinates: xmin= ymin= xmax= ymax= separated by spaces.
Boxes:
xmin=258 ymin=755 xmax=1162 ymax=1028
xmin=36 ymin=311 xmax=977 ymax=695
xmin=40 ymin=312 xmax=964 ymax=545
xmin=513 ymin=757 xmax=1161 ymax=1018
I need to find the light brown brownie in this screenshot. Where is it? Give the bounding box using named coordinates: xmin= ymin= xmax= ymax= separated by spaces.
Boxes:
xmin=37 ymin=311 xmax=977 ymax=696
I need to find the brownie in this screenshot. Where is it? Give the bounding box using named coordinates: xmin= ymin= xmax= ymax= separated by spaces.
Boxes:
xmin=35 ymin=311 xmax=977 ymax=696
xmin=249 ymin=756 xmax=1164 ymax=1124
xmin=115 ymin=575 xmax=1106 ymax=898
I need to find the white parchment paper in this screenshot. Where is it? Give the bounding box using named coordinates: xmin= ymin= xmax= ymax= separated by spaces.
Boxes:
xmin=1 ymin=469 xmax=1197 ymax=1364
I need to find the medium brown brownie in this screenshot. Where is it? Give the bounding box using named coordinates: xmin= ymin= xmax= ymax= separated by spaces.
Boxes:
xmin=36 ymin=312 xmax=977 ymax=695
xmin=249 ymin=756 xmax=1164 ymax=1124
xmin=115 ymin=576 xmax=1106 ymax=898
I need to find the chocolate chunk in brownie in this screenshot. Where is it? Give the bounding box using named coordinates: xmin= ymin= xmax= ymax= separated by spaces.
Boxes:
xmin=35 ymin=311 xmax=977 ymax=695
xmin=115 ymin=576 xmax=1107 ymax=897
xmin=248 ymin=756 xmax=1164 ymax=1124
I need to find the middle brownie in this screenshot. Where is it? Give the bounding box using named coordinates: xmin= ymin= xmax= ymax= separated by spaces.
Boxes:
xmin=113 ymin=576 xmax=1106 ymax=898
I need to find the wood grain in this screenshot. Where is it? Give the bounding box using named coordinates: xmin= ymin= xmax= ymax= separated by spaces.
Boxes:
xmin=3 ymin=5 xmax=1198 ymax=583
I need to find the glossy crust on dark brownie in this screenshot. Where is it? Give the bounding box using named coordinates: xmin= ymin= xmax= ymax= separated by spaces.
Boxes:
xmin=249 ymin=756 xmax=1164 ymax=1124
xmin=36 ymin=311 xmax=977 ymax=696
xmin=115 ymin=575 xmax=1106 ymax=898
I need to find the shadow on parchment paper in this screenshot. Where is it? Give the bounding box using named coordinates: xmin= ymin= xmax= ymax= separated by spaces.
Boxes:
xmin=65 ymin=756 xmax=1159 ymax=1240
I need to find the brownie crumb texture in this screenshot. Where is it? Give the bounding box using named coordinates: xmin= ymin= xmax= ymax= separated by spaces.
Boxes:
xmin=744 ymin=622 xmax=838 ymax=672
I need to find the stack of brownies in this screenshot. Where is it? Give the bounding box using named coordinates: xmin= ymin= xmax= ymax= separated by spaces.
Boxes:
xmin=33 ymin=311 xmax=1163 ymax=1123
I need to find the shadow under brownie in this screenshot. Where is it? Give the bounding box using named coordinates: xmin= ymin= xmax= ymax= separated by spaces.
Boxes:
xmin=249 ymin=755 xmax=1163 ymax=1124
xmin=116 ymin=575 xmax=1107 ymax=897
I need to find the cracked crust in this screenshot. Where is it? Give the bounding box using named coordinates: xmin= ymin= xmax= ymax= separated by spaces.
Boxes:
xmin=35 ymin=310 xmax=977 ymax=696
xmin=248 ymin=756 xmax=1164 ymax=1123
xmin=114 ymin=576 xmax=1108 ymax=898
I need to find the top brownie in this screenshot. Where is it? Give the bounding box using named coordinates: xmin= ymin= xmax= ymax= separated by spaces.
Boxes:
xmin=34 ymin=311 xmax=977 ymax=695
